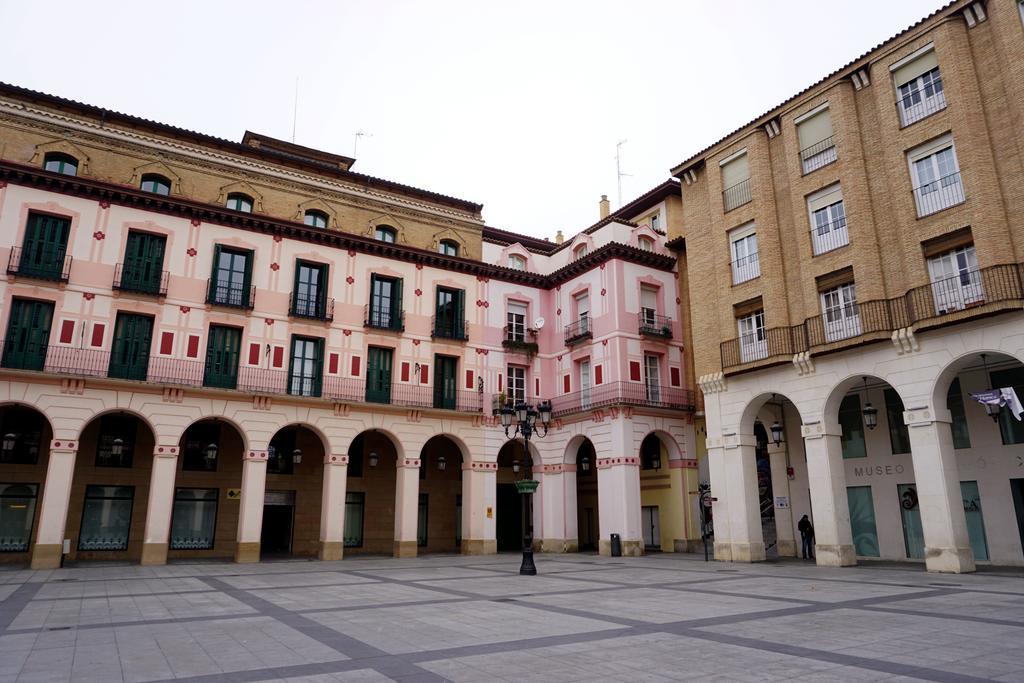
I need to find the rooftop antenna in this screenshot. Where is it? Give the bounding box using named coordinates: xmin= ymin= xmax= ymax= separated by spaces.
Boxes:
xmin=615 ymin=139 xmax=632 ymax=207
xmin=353 ymin=130 xmax=371 ymax=157
xmin=291 ymin=77 xmax=299 ymax=143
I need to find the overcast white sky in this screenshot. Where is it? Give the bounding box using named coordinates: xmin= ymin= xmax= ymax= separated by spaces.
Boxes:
xmin=0 ymin=0 xmax=940 ymax=238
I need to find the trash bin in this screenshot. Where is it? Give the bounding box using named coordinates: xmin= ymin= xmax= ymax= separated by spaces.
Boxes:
xmin=610 ymin=533 xmax=622 ymax=557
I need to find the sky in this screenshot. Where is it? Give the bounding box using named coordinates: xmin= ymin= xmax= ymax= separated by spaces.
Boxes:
xmin=0 ymin=0 xmax=941 ymax=239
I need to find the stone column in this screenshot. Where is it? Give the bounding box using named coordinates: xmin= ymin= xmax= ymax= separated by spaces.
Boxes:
xmin=141 ymin=444 xmax=180 ymax=565
xmin=461 ymin=461 xmax=497 ymax=554
xmin=31 ymin=439 xmax=78 ymax=569
xmin=706 ymin=441 xmax=733 ymax=560
xmin=563 ymin=465 xmax=579 ymax=552
xmin=597 ymin=457 xmax=643 ymax=556
xmin=235 ymin=449 xmax=268 ymax=563
xmin=671 ymin=458 xmax=701 ymax=552
xmin=801 ymin=425 xmax=856 ymax=566
xmin=319 ymin=452 xmax=348 ymax=561
xmin=718 ymin=433 xmax=765 ymax=562
xmin=393 ymin=456 xmax=421 ymax=558
xmin=766 ymin=442 xmax=796 ymax=558
xmin=904 ymin=408 xmax=975 ymax=573
xmin=537 ymin=463 xmax=568 ymax=552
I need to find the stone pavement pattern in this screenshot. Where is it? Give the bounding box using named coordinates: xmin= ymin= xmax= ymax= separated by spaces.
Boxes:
xmin=1 ymin=553 xmax=1023 ymax=682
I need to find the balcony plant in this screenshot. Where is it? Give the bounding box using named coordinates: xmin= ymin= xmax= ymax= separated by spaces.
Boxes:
xmin=502 ymin=326 xmax=539 ymax=357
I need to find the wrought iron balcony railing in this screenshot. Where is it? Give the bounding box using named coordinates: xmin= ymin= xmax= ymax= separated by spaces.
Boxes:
xmin=289 ymin=293 xmax=334 ymax=322
xmin=0 ymin=340 xmax=482 ymax=412
xmin=896 ymin=81 xmax=946 ymax=127
xmin=7 ymin=246 xmax=72 ymax=283
xmin=549 ymin=381 xmax=695 ymax=417
xmin=113 ymin=263 xmax=169 ymax=296
xmin=432 ymin=316 xmax=469 ymax=341
xmin=730 ymin=252 xmax=760 ymax=284
xmin=800 ymin=136 xmax=837 ymax=175
xmin=722 ymin=178 xmax=752 ymax=212
xmin=810 ymin=216 xmax=850 ymax=255
xmin=912 ymin=171 xmax=965 ymax=217
xmin=364 ymin=304 xmax=405 ymax=332
xmin=206 ymin=279 xmax=255 ymax=310
xmin=639 ymin=312 xmax=673 ymax=339
xmin=720 ymin=263 xmax=1024 ymax=371
xmin=564 ymin=317 xmax=592 ymax=345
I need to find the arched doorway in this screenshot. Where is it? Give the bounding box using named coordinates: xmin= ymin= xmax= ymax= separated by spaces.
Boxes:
xmin=419 ymin=435 xmax=464 ymax=553
xmin=262 ymin=424 xmax=325 ymax=557
xmin=0 ymin=404 xmax=51 ymax=563
xmin=574 ymin=438 xmax=598 ymax=551
xmin=345 ymin=430 xmax=399 ymax=555
xmin=496 ymin=439 xmax=532 ymax=552
xmin=171 ymin=418 xmax=245 ymax=560
xmin=68 ymin=411 xmax=156 ymax=562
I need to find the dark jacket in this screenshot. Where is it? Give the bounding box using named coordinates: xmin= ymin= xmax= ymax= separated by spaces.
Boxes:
xmin=798 ymin=517 xmax=814 ymax=537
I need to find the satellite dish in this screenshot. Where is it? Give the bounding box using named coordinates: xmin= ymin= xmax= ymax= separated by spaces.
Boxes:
xmin=534 ymin=317 xmax=545 ymax=330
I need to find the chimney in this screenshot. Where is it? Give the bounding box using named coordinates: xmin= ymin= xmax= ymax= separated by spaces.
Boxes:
xmin=599 ymin=194 xmax=610 ymax=219
xmin=555 ymin=230 xmax=564 ymax=244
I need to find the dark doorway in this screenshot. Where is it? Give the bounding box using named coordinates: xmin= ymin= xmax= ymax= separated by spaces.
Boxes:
xmin=496 ymin=483 xmax=522 ymax=551
xmin=580 ymin=507 xmax=596 ymax=551
xmin=1011 ymin=479 xmax=1024 ymax=554
xmin=261 ymin=491 xmax=294 ymax=555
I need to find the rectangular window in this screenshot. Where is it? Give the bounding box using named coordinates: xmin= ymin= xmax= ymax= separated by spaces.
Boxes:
xmin=507 ymin=365 xmax=526 ymax=404
xmin=808 ymin=185 xmax=848 ymax=255
xmin=575 ymin=292 xmax=590 ymax=335
xmin=884 ymin=388 xmax=911 ymax=455
xmin=579 ymin=359 xmax=592 ymax=408
xmin=893 ymin=48 xmax=945 ymax=126
xmin=991 ymin=367 xmax=1024 ymax=445
xmin=18 ymin=212 xmax=70 ymax=281
xmin=203 ymin=325 xmax=241 ymax=390
xmin=927 ymin=245 xmax=982 ymax=314
xmin=960 ymin=480 xmax=989 ymax=561
xmin=292 ymin=261 xmax=328 ymax=319
xmin=119 ymin=231 xmax=166 ymax=294
xmin=288 ymin=336 xmax=324 ymax=397
xmin=1 ymin=298 xmax=54 ymax=372
xmin=820 ymin=282 xmax=860 ymax=342
xmin=0 ymin=483 xmax=38 ymax=552
xmin=79 ymin=485 xmax=134 ymax=551
xmin=846 ymin=486 xmax=880 ymax=557
xmin=435 ymin=287 xmax=466 ymax=340
xmin=417 ymin=493 xmax=428 ymax=547
xmin=796 ymin=107 xmax=836 ymax=174
xmin=368 ymin=275 xmax=403 ymax=330
xmin=737 ymin=310 xmax=767 ymax=362
xmin=720 ymin=151 xmax=751 ymax=211
xmin=208 ymin=245 xmax=253 ymax=308
xmin=169 ymin=488 xmax=217 ymax=550
xmin=947 ymin=377 xmax=971 ymax=449
xmin=96 ymin=414 xmax=136 ymax=468
xmin=730 ymin=225 xmax=759 ymax=284
xmin=344 ymin=492 xmax=365 ymax=547
xmin=640 ymin=285 xmax=658 ymax=328
xmin=839 ymin=394 xmax=866 ymax=459
xmin=108 ymin=313 xmax=153 ymax=381
xmin=644 ymin=354 xmax=661 ymax=403
xmin=650 ymin=214 xmax=660 ymax=231
xmin=909 ymin=136 xmax=963 ymax=217
xmin=507 ymin=301 xmax=527 ymax=342
xmin=366 ymin=347 xmax=393 ymax=404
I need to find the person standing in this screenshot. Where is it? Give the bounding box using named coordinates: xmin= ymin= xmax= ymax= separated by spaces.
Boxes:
xmin=798 ymin=514 xmax=815 ymax=560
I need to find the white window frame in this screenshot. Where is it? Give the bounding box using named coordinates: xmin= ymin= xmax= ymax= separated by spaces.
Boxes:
xmin=908 ymin=136 xmax=963 ymax=217
xmin=927 ymin=245 xmax=983 ymax=314
xmin=575 ymin=292 xmax=591 ymax=336
xmin=896 ymin=65 xmax=946 ymax=126
xmin=737 ymin=310 xmax=767 ymax=362
xmin=644 ymin=353 xmax=661 ymax=403
xmin=820 ymin=282 xmax=861 ymax=342
xmin=507 ymin=301 xmax=527 ymax=342
xmin=808 ymin=188 xmax=848 ymax=256
xmin=730 ymin=224 xmax=760 ymax=284
xmin=508 ymin=254 xmax=526 ymax=270
xmin=580 ymin=359 xmax=592 ymax=409
xmin=574 ymin=244 xmax=588 ymax=260
xmin=796 ymin=105 xmax=837 ymax=174
xmin=507 ymin=365 xmax=526 ymax=404
xmin=650 ymin=214 xmax=660 ymax=232
xmin=640 ymin=285 xmax=659 ymax=328
xmin=638 ymin=236 xmax=654 ymax=252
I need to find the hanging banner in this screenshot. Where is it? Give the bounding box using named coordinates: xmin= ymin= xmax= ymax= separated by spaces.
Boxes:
xmin=970 ymin=387 xmax=1024 ymax=421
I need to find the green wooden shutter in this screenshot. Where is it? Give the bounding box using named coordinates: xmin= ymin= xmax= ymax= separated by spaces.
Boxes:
xmin=123 ymin=232 xmax=166 ymax=293
xmin=392 ymin=278 xmax=403 ymax=330
xmin=455 ymin=290 xmax=466 ymax=339
xmin=433 ymin=355 xmax=457 ymax=410
xmin=241 ymin=249 xmax=254 ymax=308
xmin=203 ymin=326 xmax=240 ymax=389
xmin=209 ymin=244 xmax=223 ymax=303
xmin=108 ymin=313 xmax=153 ymax=381
xmin=2 ymin=299 xmax=54 ymax=371
xmin=365 ymin=347 xmax=392 ymax=404
xmin=312 ymin=337 xmax=324 ymax=397
xmin=21 ymin=214 xmax=70 ymax=279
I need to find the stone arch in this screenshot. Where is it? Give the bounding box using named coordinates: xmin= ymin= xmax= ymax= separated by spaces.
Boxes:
xmin=0 ymin=400 xmax=54 ymax=435
xmin=422 ymin=433 xmax=470 ymax=464
xmin=29 ymin=138 xmax=92 ymax=175
xmin=215 ymin=180 xmax=265 ymax=212
xmin=172 ymin=414 xmax=250 ymax=453
xmin=928 ymin=349 xmax=1024 ymax=417
xmin=76 ymin=406 xmax=159 ymax=444
xmin=822 ymin=374 xmax=908 ymax=433
xmin=563 ymin=434 xmax=593 ymax=464
xmin=273 ymin=421 xmax=331 ymax=455
xmin=497 ymin=437 xmax=540 ymax=466
xmin=340 ymin=427 xmax=406 ymax=461
xmin=637 ymin=429 xmax=683 ymax=461
xmin=739 ymin=391 xmax=806 ymax=435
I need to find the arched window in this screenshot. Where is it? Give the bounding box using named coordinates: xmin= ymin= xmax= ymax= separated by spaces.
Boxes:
xmin=304 ymin=210 xmax=328 ymax=228
xmin=508 ymin=254 xmax=526 ymax=270
xmin=140 ymin=174 xmax=171 ymax=196
xmin=375 ymin=225 xmax=397 ymax=243
xmin=439 ymin=239 xmax=459 ymax=257
xmin=640 ymin=434 xmax=662 ymax=470
xmin=43 ymin=152 xmax=78 ymax=176
xmin=638 ymin=236 xmax=654 ymax=252
xmin=574 ymin=244 xmax=588 ymax=260
xmin=226 ymin=193 xmax=253 ymax=213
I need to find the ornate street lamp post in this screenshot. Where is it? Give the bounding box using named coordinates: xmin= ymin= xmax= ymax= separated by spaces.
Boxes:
xmin=500 ymin=399 xmax=552 ymax=575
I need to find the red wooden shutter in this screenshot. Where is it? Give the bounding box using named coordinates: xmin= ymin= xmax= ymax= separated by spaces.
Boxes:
xmin=563 ymin=374 xmax=570 ymax=393
xmin=536 ymin=378 xmax=540 ymax=396
xmin=329 ymin=353 xmax=339 ymax=374
xmin=59 ymin=320 xmax=75 ymax=344
xmin=161 ymin=332 xmax=175 ymax=356
xmin=247 ymin=342 xmax=260 ymax=365
xmin=90 ymin=323 xmax=105 ymax=347
xmin=629 ymin=361 xmax=641 ymax=382
xmin=670 ymin=367 xmax=681 ymax=387
xmin=401 ymin=362 xmax=410 ymax=382
xmin=594 ymin=365 xmax=603 ymax=385
xmin=272 ymin=346 xmax=284 ymax=368
xmin=498 ymin=374 xmax=502 ymax=392
xmin=420 ymin=364 xmax=429 ymax=384
xmin=351 ymin=356 xmax=361 ymax=376
xmin=466 ymin=369 xmax=474 ymax=389
xmin=186 ymin=334 xmax=200 ymax=358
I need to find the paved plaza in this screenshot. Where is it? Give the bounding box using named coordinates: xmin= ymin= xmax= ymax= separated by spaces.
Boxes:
xmin=1 ymin=553 xmax=1023 ymax=683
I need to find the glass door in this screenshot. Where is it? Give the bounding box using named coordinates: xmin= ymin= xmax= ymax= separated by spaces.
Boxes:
xmin=365 ymin=347 xmax=393 ymax=404
xmin=212 ymin=247 xmax=251 ymax=307
xmin=108 ymin=313 xmax=153 ymax=381
xmin=288 ymin=336 xmax=323 ymax=397
xmin=203 ymin=326 xmax=241 ymax=389
xmin=122 ymin=231 xmax=166 ymax=293
xmin=641 ymin=506 xmax=660 ymax=549
xmin=580 ymin=360 xmax=591 ymax=409
xmin=433 ymin=355 xmax=457 ymax=410
xmin=293 ymin=262 xmax=325 ymax=318
xmin=821 ymin=283 xmax=860 ymax=341
xmin=644 ymin=354 xmax=661 ymax=403
xmin=960 ymin=480 xmax=989 ymax=561
xmin=846 ymin=486 xmax=880 ymax=557
xmin=2 ymin=299 xmax=53 ymax=371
